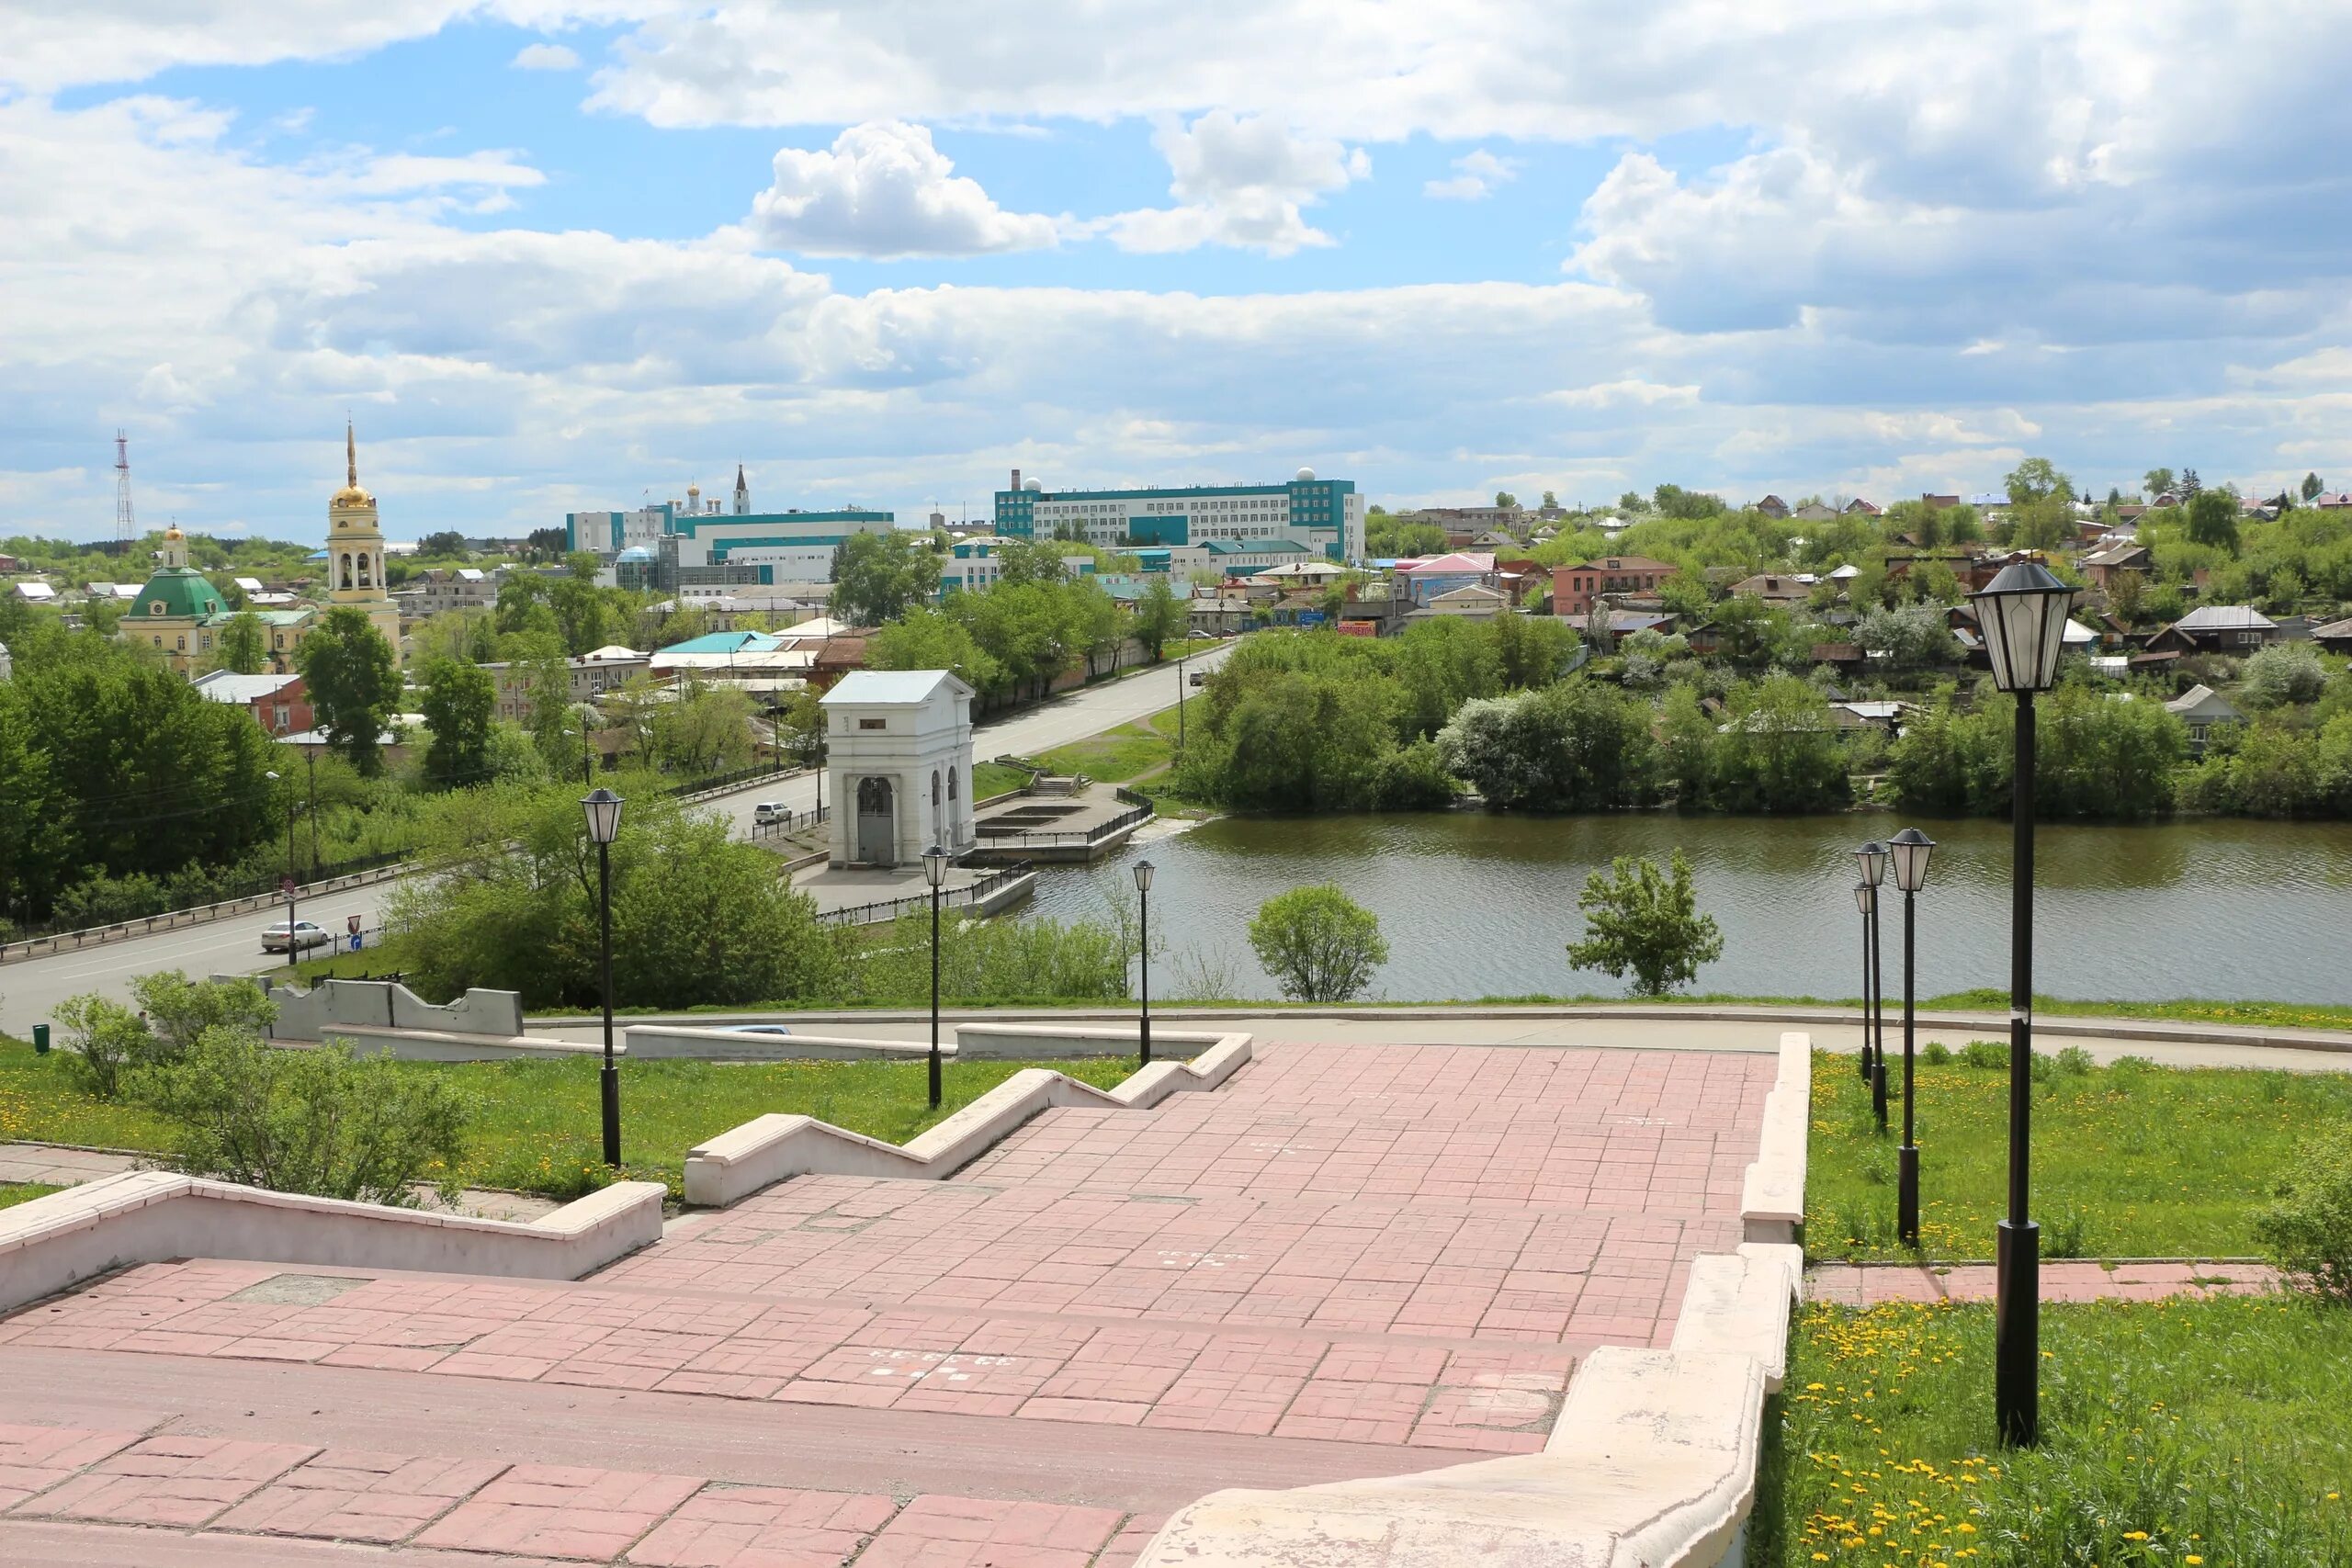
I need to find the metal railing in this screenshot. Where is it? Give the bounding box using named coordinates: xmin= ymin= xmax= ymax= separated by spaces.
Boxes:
xmin=814 ymin=859 xmax=1035 ymax=928
xmin=749 ymin=804 xmax=831 ymax=840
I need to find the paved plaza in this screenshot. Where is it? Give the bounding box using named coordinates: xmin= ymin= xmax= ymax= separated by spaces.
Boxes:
xmin=0 ymin=1041 xmax=1775 ymax=1564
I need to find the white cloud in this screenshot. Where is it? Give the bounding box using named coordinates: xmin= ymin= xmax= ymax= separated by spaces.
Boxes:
xmin=1425 ymin=149 xmax=1518 ymax=201
xmin=510 ymin=41 xmax=582 ymax=71
xmin=746 ymin=120 xmax=1059 ymax=257
xmin=1099 ymin=112 xmax=1368 ymax=255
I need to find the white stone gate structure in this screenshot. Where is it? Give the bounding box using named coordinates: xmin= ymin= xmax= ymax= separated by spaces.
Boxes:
xmin=820 ymin=670 xmax=978 ymax=868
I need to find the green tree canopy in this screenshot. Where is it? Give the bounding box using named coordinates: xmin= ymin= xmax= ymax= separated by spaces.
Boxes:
xmin=830 ymin=531 xmax=942 ymax=626
xmin=213 ymin=611 xmax=266 ymax=675
xmin=1248 ymin=885 xmax=1388 ymax=1002
xmin=294 ymin=606 xmax=401 ymax=777
xmin=1566 ymin=852 xmax=1724 ymax=996
xmin=420 ymin=656 xmax=496 ymax=789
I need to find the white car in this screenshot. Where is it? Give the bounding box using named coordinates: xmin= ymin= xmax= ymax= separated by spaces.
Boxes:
xmin=752 ymin=802 xmax=790 ymax=825
xmin=261 ymin=919 xmax=332 ymax=954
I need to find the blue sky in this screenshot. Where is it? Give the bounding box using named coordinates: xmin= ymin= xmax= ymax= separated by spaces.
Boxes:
xmin=5 ymin=3 xmax=2349 ymax=543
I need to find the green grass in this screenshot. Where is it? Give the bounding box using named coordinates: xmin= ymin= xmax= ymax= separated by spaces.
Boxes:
xmin=1752 ymin=1295 xmax=2352 ymax=1568
xmin=1807 ymin=1048 xmax=2352 ymax=1261
xmin=0 ymin=1035 xmax=1138 ymax=1202
xmin=1035 ymin=720 xmax=1172 ymax=784
xmin=0 ymin=1183 xmax=63 ymax=1211
xmin=972 ymin=761 xmax=1036 ymax=800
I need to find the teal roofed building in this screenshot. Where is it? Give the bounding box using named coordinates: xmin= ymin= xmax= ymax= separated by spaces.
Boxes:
xmin=989 ymin=464 xmax=1363 ymax=564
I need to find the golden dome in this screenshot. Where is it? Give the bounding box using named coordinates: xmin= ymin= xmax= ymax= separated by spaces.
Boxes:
xmin=162 ymin=524 xmax=185 ymax=541
xmin=332 ymin=484 xmax=375 ymax=508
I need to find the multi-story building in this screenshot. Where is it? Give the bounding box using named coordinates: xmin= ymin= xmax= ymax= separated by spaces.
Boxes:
xmin=938 ymin=536 xmax=1101 ymax=597
xmin=569 ymin=473 xmax=894 ymax=595
xmin=991 ymin=467 xmax=1363 ymax=563
xmin=1552 ymin=555 xmax=1678 ymax=616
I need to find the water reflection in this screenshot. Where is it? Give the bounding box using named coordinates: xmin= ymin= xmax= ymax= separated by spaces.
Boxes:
xmin=1021 ymin=810 xmax=2352 ymax=1005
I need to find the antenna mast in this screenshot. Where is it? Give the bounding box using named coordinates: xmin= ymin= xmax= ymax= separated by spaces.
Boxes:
xmin=114 ymin=430 xmax=137 ymax=546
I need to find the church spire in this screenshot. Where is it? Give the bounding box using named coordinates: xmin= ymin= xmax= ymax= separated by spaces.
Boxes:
xmin=346 ymin=420 xmax=357 ymax=488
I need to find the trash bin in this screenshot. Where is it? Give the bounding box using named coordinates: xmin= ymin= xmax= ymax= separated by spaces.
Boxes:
xmin=31 ymin=1023 xmax=49 ymax=1055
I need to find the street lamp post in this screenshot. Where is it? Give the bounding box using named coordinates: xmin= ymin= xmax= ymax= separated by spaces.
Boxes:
xmin=1134 ymin=859 xmax=1156 ymax=1066
xmin=1972 ymin=558 xmax=2075 ymax=1449
xmin=1889 ymin=827 xmax=1937 ymax=1247
xmin=582 ymin=787 xmax=625 ymax=1168
xmin=266 ymin=770 xmax=296 ymax=968
xmin=1855 ymin=840 xmax=1889 ymax=1130
xmin=922 ymin=844 xmax=947 ymax=1111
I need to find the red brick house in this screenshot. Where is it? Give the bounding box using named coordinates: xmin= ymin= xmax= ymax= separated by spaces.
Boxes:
xmin=1552 ymin=555 xmax=1678 ymax=616
xmin=191 ymin=671 xmax=312 ymax=736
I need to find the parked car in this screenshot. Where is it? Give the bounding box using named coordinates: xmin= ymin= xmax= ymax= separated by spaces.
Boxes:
xmin=729 ymin=1024 xmax=793 ymax=1036
xmin=752 ymin=802 xmax=790 ymax=825
xmin=1188 ymin=670 xmax=1207 ymax=686
xmin=261 ymin=919 xmax=332 ymax=954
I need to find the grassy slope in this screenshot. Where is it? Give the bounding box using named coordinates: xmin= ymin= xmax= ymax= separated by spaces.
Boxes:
xmin=0 ymin=1036 xmax=1135 ymax=1201
xmin=1807 ymin=1048 xmax=2352 ymax=1260
xmin=0 ymin=1183 xmax=62 ymax=1211
xmin=1035 ymin=721 xmax=1171 ymax=784
xmin=1753 ymin=1296 xmax=2352 ymax=1568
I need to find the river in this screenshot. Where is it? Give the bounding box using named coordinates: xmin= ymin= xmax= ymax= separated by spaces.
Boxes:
xmin=1019 ymin=811 xmax=2352 ymax=1004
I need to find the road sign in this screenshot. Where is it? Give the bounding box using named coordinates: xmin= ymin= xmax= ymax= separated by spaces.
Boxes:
xmin=280 ymin=875 xmax=297 ymax=897
xmin=347 ymin=914 xmax=361 ymax=935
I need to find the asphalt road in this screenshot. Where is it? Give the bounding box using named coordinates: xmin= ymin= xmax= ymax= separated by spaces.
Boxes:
xmin=0 ymin=643 xmax=1229 ymax=1035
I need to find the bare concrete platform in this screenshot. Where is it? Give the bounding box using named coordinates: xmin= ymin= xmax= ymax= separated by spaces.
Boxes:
xmin=787 ymin=862 xmax=1035 ymax=924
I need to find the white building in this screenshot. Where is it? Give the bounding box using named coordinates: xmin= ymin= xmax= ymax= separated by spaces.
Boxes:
xmin=993 ymin=466 xmax=1364 ymax=563
xmin=820 ymin=670 xmax=977 ymax=868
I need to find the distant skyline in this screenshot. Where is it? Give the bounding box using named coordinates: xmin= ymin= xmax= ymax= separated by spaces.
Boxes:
xmin=5 ymin=3 xmax=2348 ymax=543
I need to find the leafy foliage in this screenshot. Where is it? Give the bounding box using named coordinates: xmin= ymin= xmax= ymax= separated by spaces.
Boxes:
xmin=2257 ymin=1123 xmax=2352 ymax=1303
xmin=1565 ymin=851 xmax=1724 ymax=996
xmin=829 ymin=531 xmax=943 ymax=626
xmin=421 ymin=656 xmax=496 ymax=788
xmin=1248 ymin=885 xmax=1389 ymax=1002
xmin=295 ymin=605 xmax=401 ymax=776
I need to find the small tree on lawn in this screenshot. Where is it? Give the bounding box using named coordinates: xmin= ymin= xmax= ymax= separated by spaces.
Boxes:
xmin=1248 ymin=884 xmax=1388 ymax=1002
xmin=1566 ymin=851 xmax=1724 ymax=996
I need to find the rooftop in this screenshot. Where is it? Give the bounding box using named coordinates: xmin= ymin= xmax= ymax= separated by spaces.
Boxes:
xmin=820 ymin=668 xmax=973 ymax=705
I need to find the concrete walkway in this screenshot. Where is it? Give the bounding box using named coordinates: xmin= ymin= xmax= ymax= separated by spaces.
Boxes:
xmin=0 ymin=1036 xmax=1776 ymax=1562
xmin=1805 ymin=1258 xmax=2281 ymax=1305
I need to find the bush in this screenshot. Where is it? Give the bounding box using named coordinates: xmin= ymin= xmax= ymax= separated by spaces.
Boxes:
xmin=1958 ymin=1039 xmax=2007 ymax=1068
xmin=1248 ymin=885 xmax=1388 ymax=1002
xmin=2241 ymin=641 xmax=2329 ymax=709
xmin=1564 ymin=851 xmax=1723 ymax=996
xmin=2053 ymin=1044 xmax=2096 ymax=1076
xmin=854 ymin=910 xmax=1130 ymax=1005
xmin=51 ymin=995 xmax=153 ymax=1100
xmin=130 ymin=1028 xmax=472 ymax=1207
xmin=2256 ymin=1126 xmax=2352 ymax=1302
xmin=1918 ymin=1041 xmax=1952 ymax=1065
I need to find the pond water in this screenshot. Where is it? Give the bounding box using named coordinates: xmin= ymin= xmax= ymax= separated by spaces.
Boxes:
xmin=1019 ymin=811 xmax=2352 ymax=1004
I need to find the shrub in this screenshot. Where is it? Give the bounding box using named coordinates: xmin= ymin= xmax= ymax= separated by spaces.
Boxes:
xmin=130 ymin=971 xmax=275 ymax=1061
xmin=2256 ymin=1125 xmax=2352 ymax=1302
xmin=2052 ymin=1044 xmax=2096 ymax=1077
xmin=2241 ymin=641 xmax=2329 ymax=709
xmin=1566 ymin=852 xmax=1724 ymax=997
xmin=1918 ymin=1041 xmax=1952 ymax=1065
xmin=1958 ymin=1040 xmax=2007 ymax=1068
xmin=51 ymin=995 xmax=153 ymax=1100
xmin=1248 ymin=885 xmax=1389 ymax=1002
xmin=131 ymin=1028 xmax=472 ymax=1207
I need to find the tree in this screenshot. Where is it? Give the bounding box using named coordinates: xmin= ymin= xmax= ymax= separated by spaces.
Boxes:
xmin=2303 ymin=472 xmax=2325 ymax=502
xmin=213 ymin=611 xmax=266 ymax=675
xmin=651 ymin=683 xmax=755 ymax=775
xmin=1248 ymin=885 xmax=1388 ymax=1002
xmin=1566 ymin=852 xmax=1724 ymax=996
xmin=1854 ymin=604 xmax=1954 ymax=668
xmin=2106 ymin=568 xmax=2147 ymax=625
xmin=1133 ymin=575 xmax=1187 ymax=660
xmin=1494 ymin=491 xmax=1519 ymax=510
xmin=2144 ymin=468 xmax=2177 ymax=499
xmin=1434 ymin=681 xmax=1657 ymax=810
xmin=830 ymin=531 xmax=942 ymax=626
xmin=523 ymin=526 xmax=569 ymax=561
xmin=868 ymin=606 xmax=1003 ymax=697
xmin=2178 ymin=468 xmax=2203 ymax=499
xmin=295 ymin=606 xmax=401 ymax=777
xmin=994 ymin=538 xmax=1071 ymax=586
xmin=419 ymin=530 xmax=468 ymax=558
xmin=420 ymin=656 xmax=496 ymax=789
xmin=2005 ymin=457 xmax=2074 ymax=507
xmin=2187 ymin=490 xmax=2240 ymax=555
xmin=1541 ymin=490 xmax=1558 ymax=510
xmin=2242 ymin=642 xmax=2329 ymax=709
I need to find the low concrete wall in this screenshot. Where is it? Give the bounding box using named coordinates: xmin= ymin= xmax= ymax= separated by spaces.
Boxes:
xmin=626 ymin=1025 xmax=935 ymax=1063
xmin=0 ymin=1171 xmax=665 ymax=1315
xmin=954 ymin=1021 xmax=1221 ymax=1060
xmin=683 ymin=1032 xmax=1251 ymax=1207
xmin=1136 ymin=1244 xmax=1804 ymax=1568
xmin=1740 ymin=1030 xmax=1812 ymax=1245
xmin=328 ymin=1027 xmax=608 ymax=1062
xmin=267 ymin=979 xmax=524 ymax=1043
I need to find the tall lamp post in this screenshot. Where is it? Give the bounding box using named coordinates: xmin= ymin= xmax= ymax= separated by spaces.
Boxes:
xmin=266 ymin=770 xmax=296 ymax=968
xmin=1888 ymin=827 xmax=1937 ymax=1247
xmin=1134 ymin=859 xmax=1156 ymax=1066
xmin=1855 ymin=840 xmax=1889 ymax=1129
xmin=1972 ymin=558 xmax=2073 ymax=1448
xmin=922 ymin=844 xmax=946 ymax=1110
xmin=582 ymin=787 xmax=625 ymax=1168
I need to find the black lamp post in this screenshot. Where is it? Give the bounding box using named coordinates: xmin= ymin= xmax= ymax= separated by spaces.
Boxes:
xmin=1855 ymin=840 xmax=1889 ymax=1130
xmin=266 ymin=770 xmax=296 ymax=968
xmin=922 ymin=843 xmax=947 ymax=1110
xmin=1888 ymin=827 xmax=1937 ymax=1247
xmin=582 ymin=786 xmax=625 ymax=1168
xmin=1972 ymin=558 xmax=2075 ymax=1449
xmin=1134 ymin=858 xmax=1156 ymax=1066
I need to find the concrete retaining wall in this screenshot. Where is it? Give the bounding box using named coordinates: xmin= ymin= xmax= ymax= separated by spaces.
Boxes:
xmin=683 ymin=1031 xmax=1251 ymax=1206
xmin=266 ymin=979 xmax=524 ymax=1043
xmin=626 ymin=1025 xmax=934 ymax=1063
xmin=955 ymin=1021 xmax=1218 ymax=1060
xmin=1740 ymin=1030 xmax=1812 ymax=1246
xmin=0 ymin=1171 xmax=665 ymax=1316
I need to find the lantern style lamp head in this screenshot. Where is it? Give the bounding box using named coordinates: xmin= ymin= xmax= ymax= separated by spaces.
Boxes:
xmin=1855 ymin=840 xmax=1888 ymax=886
xmin=1133 ymin=858 xmax=1156 ymax=894
xmin=922 ymin=843 xmax=948 ymax=888
xmin=1853 ymin=880 xmax=1874 ymax=917
xmin=1972 ymin=558 xmax=2074 ymax=694
xmin=1888 ymin=827 xmax=1937 ymax=894
xmin=581 ymin=787 xmax=624 ymax=845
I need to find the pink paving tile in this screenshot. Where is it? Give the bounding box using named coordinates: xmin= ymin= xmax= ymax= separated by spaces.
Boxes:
xmin=854 ymin=1495 xmax=1125 ymax=1568
xmin=211 ymin=1450 xmax=510 ymax=1542
xmin=0 ymin=1425 xmax=144 ymax=1511
xmin=414 ymin=1463 xmax=705 ymax=1561
xmin=16 ymin=1435 xmax=318 ymax=1528
xmin=1092 ymin=1515 xmax=1170 ymax=1568
xmin=626 ymin=1484 xmax=899 ymax=1567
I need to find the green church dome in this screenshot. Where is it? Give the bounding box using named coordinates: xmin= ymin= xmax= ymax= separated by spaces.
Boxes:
xmin=133 ymin=567 xmax=228 ymax=621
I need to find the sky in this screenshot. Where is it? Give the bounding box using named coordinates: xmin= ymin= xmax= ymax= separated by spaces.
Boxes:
xmin=5 ymin=2 xmax=2350 ymax=545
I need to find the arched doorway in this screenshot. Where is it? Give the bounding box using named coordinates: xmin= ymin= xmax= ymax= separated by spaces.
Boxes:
xmin=856 ymin=775 xmax=896 ymax=865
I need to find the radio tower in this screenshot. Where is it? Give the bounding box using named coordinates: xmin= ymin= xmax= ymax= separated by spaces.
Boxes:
xmin=113 ymin=430 xmax=137 ymax=548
